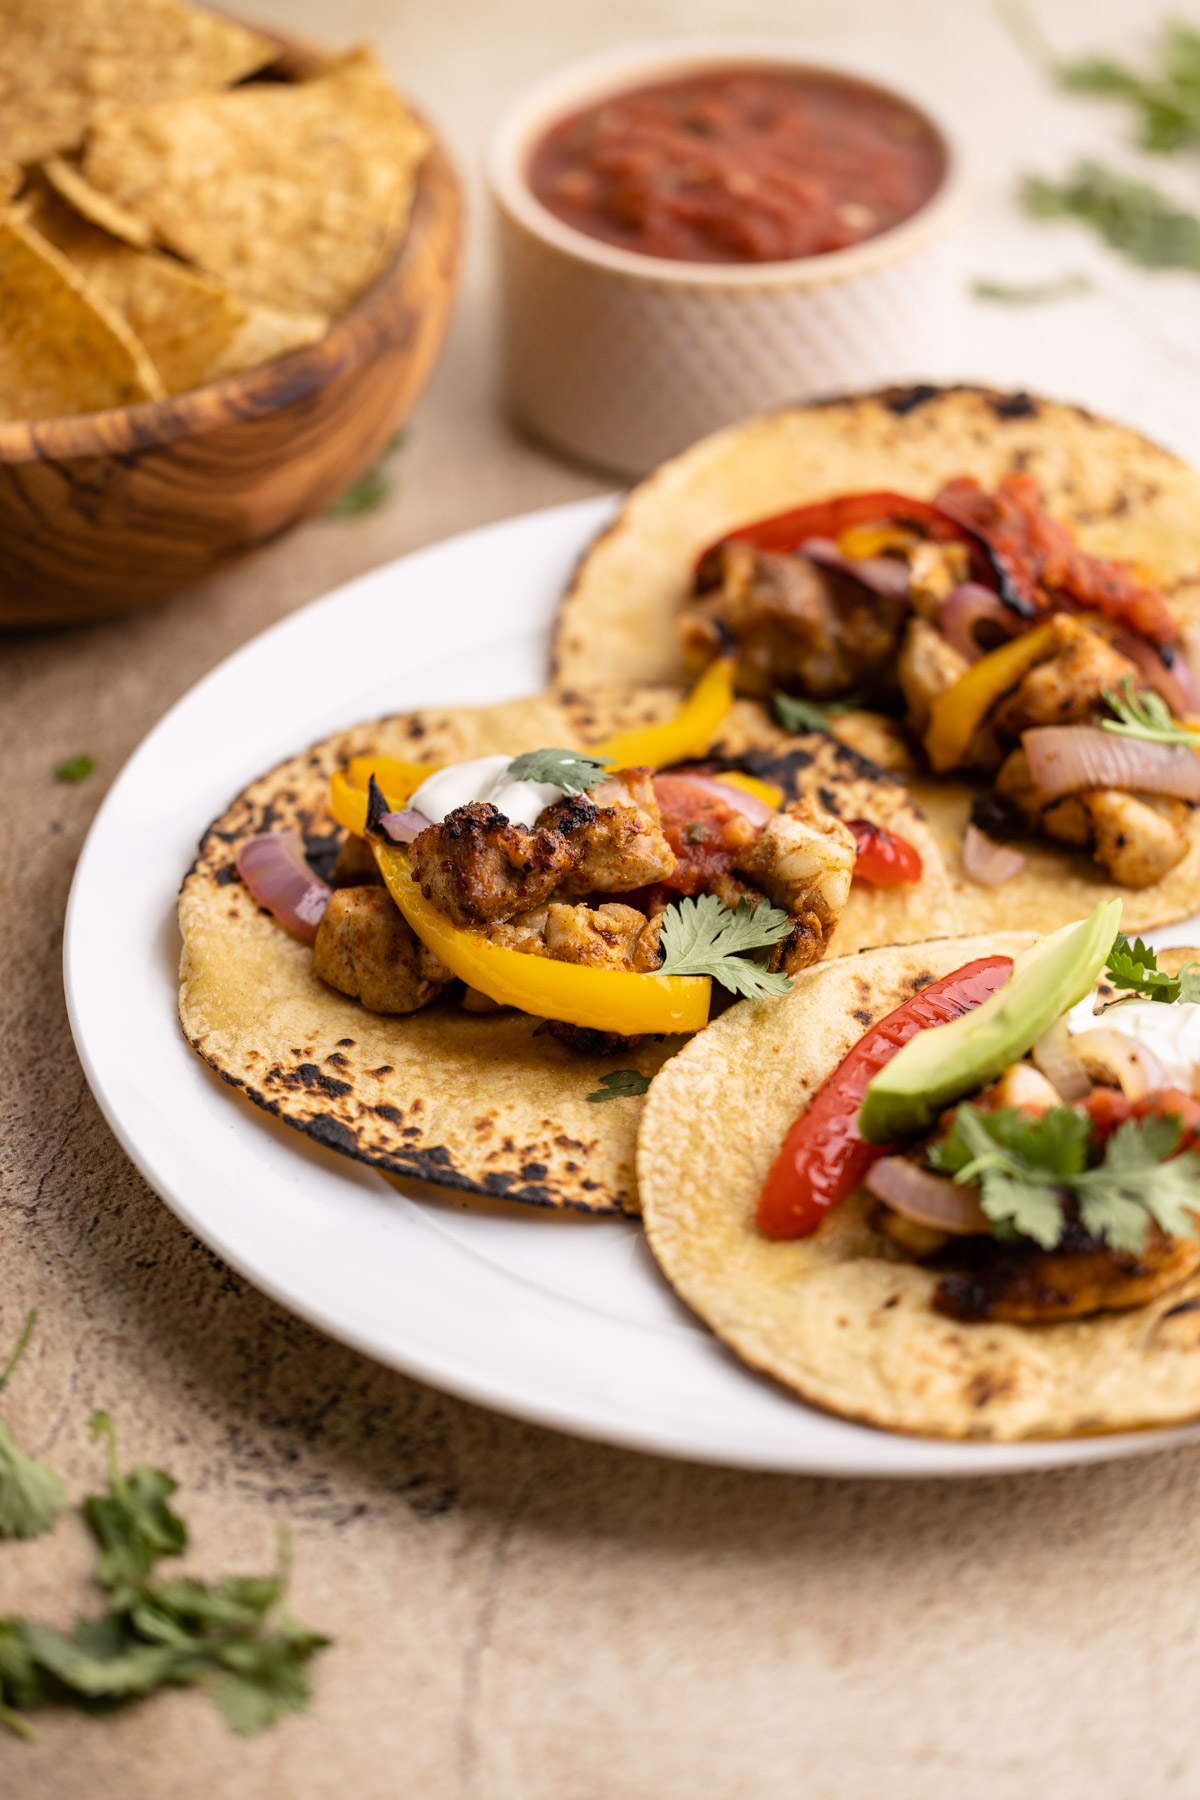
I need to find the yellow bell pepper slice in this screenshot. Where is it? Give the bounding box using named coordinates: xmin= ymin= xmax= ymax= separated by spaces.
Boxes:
xmin=373 ymin=843 xmax=711 ymax=1035
xmin=716 ymin=770 xmax=782 ymax=810
xmin=837 ymin=523 xmax=918 ymax=559
xmin=327 ymin=768 xmax=416 ymax=837
xmin=346 ymin=755 xmax=431 ymax=802
xmin=588 ymin=656 xmax=736 ymax=770
xmin=924 ymin=620 xmax=1060 ymax=774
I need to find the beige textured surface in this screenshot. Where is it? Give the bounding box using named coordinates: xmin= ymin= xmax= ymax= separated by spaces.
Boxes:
xmin=8 ymin=1 xmax=1200 ymax=1795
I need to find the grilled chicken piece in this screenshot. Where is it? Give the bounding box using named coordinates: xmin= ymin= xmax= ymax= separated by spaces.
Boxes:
xmin=907 ymin=540 xmax=970 ymax=620
xmin=544 ymin=901 xmax=651 ymax=968
xmin=736 ymin=798 xmax=856 ymax=974
xmin=313 ymin=886 xmax=450 ymax=1014
xmin=490 ymin=900 xmax=665 ymax=972
xmin=933 ymin=1220 xmax=1200 ymax=1323
xmin=410 ymin=802 xmax=576 ymax=927
xmin=331 ymin=832 xmax=383 ymax=887
xmin=542 ymin=768 xmax=677 ymax=895
xmin=898 ymin=615 xmax=969 ymax=733
xmin=682 ymin=539 xmax=910 ymax=702
xmin=975 ymin=1061 xmax=1061 ymax=1116
xmin=991 ymin=616 xmax=1139 ymax=738
xmin=543 ymin=1021 xmax=642 ymax=1057
xmin=1085 ymin=788 xmax=1189 ymax=887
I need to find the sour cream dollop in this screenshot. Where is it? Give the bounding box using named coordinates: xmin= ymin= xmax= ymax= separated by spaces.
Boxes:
xmin=1067 ymin=992 xmax=1200 ymax=1091
xmin=409 ymin=755 xmax=567 ymax=830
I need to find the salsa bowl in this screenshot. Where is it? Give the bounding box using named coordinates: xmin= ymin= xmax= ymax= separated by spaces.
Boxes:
xmin=488 ymin=37 xmax=970 ymax=477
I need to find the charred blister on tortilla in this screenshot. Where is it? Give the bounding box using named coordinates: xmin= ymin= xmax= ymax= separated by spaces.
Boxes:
xmin=759 ymin=911 xmax=1200 ymax=1326
xmin=681 ymin=472 xmax=1200 ymax=893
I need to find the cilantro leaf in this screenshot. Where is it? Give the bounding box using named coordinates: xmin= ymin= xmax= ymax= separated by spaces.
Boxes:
xmin=507 ymin=748 xmax=610 ymax=795
xmin=0 ymin=1312 xmax=64 ymax=1542
xmin=324 ymin=429 xmax=407 ymax=520
xmin=1075 ymin=1115 xmax=1200 ymax=1252
xmin=973 ymin=273 xmax=1091 ymax=304
xmin=52 ymin=754 xmax=95 ymax=783
xmin=1104 ymin=933 xmax=1200 ymax=1005
xmin=658 ymin=894 xmax=793 ymax=999
xmin=586 ymin=1069 xmax=651 ymax=1103
xmin=773 ymin=691 xmax=861 ymax=736
xmin=212 ymin=1616 xmax=331 ymax=1736
xmin=0 ymin=1619 xmax=45 ymax=1740
xmin=22 ymin=1618 xmax=200 ymax=1700
xmin=1101 ymin=677 xmax=1200 ymax=749
xmin=933 ymin=1106 xmax=1077 ymax=1248
xmin=1025 ymin=162 xmax=1200 ymax=272
xmin=82 ymin=1412 xmax=186 ymax=1605
xmin=1058 ymin=24 xmax=1200 ymax=154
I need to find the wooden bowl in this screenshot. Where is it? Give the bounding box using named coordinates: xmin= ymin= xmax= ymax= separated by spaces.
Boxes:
xmin=0 ymin=38 xmax=463 ymax=627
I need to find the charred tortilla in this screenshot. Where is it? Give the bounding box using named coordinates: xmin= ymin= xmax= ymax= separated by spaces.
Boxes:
xmin=552 ymin=384 xmax=1200 ymax=934
xmin=638 ymin=937 xmax=1200 ymax=1439
xmin=179 ymin=686 xmax=956 ymax=1216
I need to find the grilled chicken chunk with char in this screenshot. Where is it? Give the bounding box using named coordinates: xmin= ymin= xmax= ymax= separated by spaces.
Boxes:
xmin=409 ymin=800 xmax=576 ymax=927
xmin=735 ymin=798 xmax=857 ymax=974
xmin=314 ymin=886 xmax=451 ymax=1014
xmin=994 ymin=747 xmax=1189 ymax=887
xmin=541 ymin=767 xmax=677 ymax=895
xmin=682 ymin=538 xmax=910 ymax=703
xmin=898 ymin=615 xmax=968 ymax=734
xmin=932 ymin=1219 xmax=1200 ymax=1323
xmin=990 ymin=615 xmax=1140 ymax=737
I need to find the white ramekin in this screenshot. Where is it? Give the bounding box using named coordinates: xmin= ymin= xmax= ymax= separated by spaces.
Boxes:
xmin=487 ymin=38 xmax=972 ymax=477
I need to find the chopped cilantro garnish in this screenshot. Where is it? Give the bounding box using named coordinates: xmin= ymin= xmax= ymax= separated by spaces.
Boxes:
xmin=658 ymin=894 xmax=793 ymax=999
xmin=1105 ymin=933 xmax=1200 ymax=1004
xmin=930 ymin=1102 xmax=1200 ymax=1254
xmin=507 ymin=748 xmax=610 ymax=795
xmin=0 ymin=1313 xmax=63 ymax=1543
xmin=586 ymin=1069 xmax=652 ymax=1103
xmin=1024 ymin=162 xmax=1200 ymax=272
xmin=773 ymin=692 xmax=860 ymax=737
xmin=1057 ymin=23 xmax=1200 ymax=155
xmin=53 ymin=754 xmax=94 ymax=783
xmin=1101 ymin=677 xmax=1200 ymax=748
xmin=972 ymin=273 xmax=1091 ymax=303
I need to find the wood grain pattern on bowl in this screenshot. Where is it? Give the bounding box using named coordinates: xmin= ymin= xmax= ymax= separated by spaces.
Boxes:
xmin=0 ymin=36 xmax=463 ymax=628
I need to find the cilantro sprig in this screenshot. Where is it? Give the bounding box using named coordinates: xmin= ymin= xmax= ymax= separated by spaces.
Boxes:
xmin=1058 ymin=22 xmax=1200 ymax=155
xmin=586 ymin=1069 xmax=651 ymax=1103
xmin=507 ymin=748 xmax=611 ymax=795
xmin=931 ymin=1104 xmax=1200 ymax=1254
xmin=1101 ymin=677 xmax=1200 ymax=749
xmin=0 ymin=1312 xmax=64 ymax=1543
xmin=1025 ymin=162 xmax=1200 ymax=273
xmin=774 ymin=691 xmax=861 ymax=737
xmin=659 ymin=894 xmax=793 ymax=999
xmin=0 ymin=1404 xmax=329 ymax=1740
xmin=1105 ymin=933 xmax=1200 ymax=1005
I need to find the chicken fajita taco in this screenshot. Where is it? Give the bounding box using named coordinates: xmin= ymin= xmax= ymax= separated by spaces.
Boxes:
xmin=178 ymin=673 xmax=958 ymax=1215
xmin=638 ymin=905 xmax=1200 ymax=1439
xmin=553 ymin=385 xmax=1200 ymax=935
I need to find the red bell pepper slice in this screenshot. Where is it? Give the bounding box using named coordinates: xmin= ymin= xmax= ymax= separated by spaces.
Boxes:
xmin=756 ymin=955 xmax=1014 ymax=1240
xmin=847 ymin=818 xmax=923 ymax=886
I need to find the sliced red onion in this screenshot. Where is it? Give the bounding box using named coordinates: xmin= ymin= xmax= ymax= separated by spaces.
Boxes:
xmin=656 ymin=769 xmax=775 ymax=826
xmin=237 ymin=832 xmax=330 ymax=942
xmin=939 ymin=583 xmax=1021 ymax=663
xmin=962 ymin=822 xmax=1027 ymax=887
xmin=1032 ymin=1015 xmax=1092 ymax=1103
xmin=864 ymin=1157 xmax=990 ymax=1235
xmin=1024 ymin=726 xmax=1200 ymax=801
xmin=800 ymin=536 xmax=912 ymax=599
xmin=1113 ymin=634 xmax=1199 ymax=718
xmin=378 ymin=806 xmax=433 ymax=844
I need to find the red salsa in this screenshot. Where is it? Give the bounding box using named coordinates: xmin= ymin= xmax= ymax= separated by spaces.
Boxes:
xmin=528 ymin=67 xmax=946 ymax=264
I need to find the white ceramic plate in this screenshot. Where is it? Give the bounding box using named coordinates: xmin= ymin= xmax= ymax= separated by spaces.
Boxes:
xmin=65 ymin=497 xmax=1200 ymax=1478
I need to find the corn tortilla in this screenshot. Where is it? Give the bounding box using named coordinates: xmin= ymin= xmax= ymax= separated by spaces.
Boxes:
xmin=638 ymin=938 xmax=1200 ymax=1440
xmin=179 ymin=687 xmax=957 ymax=1215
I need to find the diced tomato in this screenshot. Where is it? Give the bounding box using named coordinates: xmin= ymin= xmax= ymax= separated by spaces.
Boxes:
xmin=1082 ymin=1086 xmax=1200 ymax=1150
xmin=756 ymin=956 xmax=1014 ymax=1240
xmin=847 ymin=818 xmax=923 ymax=886
xmin=651 ymin=772 xmax=758 ymax=896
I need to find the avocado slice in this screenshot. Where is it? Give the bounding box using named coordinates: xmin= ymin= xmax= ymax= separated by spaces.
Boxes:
xmin=858 ymin=900 xmax=1123 ymax=1143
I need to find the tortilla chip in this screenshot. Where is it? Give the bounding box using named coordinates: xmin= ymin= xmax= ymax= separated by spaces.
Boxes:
xmin=0 ymin=0 xmax=276 ymax=165
xmin=42 ymin=155 xmax=153 ymax=248
xmin=0 ymin=215 xmax=164 ymax=419
xmin=205 ymin=303 xmax=328 ymax=383
xmin=83 ymin=47 xmax=431 ymax=316
xmin=0 ymin=162 xmax=23 ymax=206
xmin=553 ymin=385 xmax=1200 ymax=690
xmin=639 ymin=937 xmax=1200 ymax=1440
xmin=23 ymin=178 xmax=241 ymax=396
xmin=179 ymin=687 xmax=953 ymax=1215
